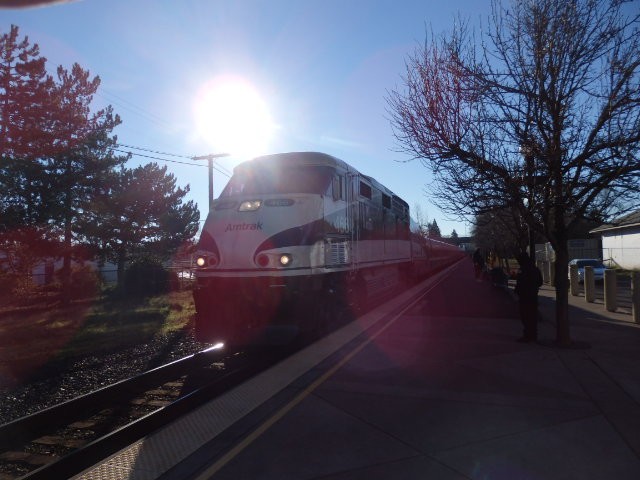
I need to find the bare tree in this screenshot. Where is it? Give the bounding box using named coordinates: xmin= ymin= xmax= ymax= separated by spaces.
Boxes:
xmin=387 ymin=0 xmax=640 ymax=346
xmin=473 ymin=208 xmax=525 ymax=257
xmin=412 ymin=203 xmax=430 ymax=238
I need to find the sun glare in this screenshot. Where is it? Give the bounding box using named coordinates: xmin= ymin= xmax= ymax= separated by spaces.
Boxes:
xmin=193 ymin=76 xmax=274 ymax=158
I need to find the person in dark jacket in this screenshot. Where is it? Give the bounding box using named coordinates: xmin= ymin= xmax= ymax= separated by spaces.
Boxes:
xmin=473 ymin=248 xmax=485 ymax=281
xmin=514 ymin=252 xmax=543 ymax=342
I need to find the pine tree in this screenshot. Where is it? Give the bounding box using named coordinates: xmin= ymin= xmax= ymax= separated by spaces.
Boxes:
xmin=428 ymin=220 xmax=441 ymax=238
xmin=85 ymin=163 xmax=200 ymax=287
xmin=0 ymin=25 xmax=53 ymax=158
xmin=0 ymin=25 xmax=126 ymax=295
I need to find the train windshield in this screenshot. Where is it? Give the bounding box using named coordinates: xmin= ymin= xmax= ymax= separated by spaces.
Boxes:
xmin=220 ymin=165 xmax=334 ymax=197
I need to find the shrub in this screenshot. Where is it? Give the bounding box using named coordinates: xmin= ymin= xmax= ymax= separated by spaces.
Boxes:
xmin=69 ymin=265 xmax=103 ymax=299
xmin=123 ymin=258 xmax=177 ymax=297
xmin=0 ymin=271 xmax=33 ymax=305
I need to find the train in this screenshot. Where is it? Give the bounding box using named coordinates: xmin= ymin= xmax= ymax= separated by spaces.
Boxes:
xmin=192 ymin=151 xmax=464 ymax=346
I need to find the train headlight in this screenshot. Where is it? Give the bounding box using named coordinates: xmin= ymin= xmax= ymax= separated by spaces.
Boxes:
xmin=238 ymin=200 xmax=262 ymax=211
xmin=279 ymin=254 xmax=292 ymax=266
xmin=195 ymin=255 xmax=219 ymax=267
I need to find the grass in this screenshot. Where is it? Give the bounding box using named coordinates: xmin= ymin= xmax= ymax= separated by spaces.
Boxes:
xmin=0 ymin=290 xmax=196 ymax=387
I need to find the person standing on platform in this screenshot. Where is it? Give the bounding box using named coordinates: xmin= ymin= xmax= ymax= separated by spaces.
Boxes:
xmin=514 ymin=252 xmax=543 ymax=342
xmin=473 ymin=248 xmax=485 ymax=281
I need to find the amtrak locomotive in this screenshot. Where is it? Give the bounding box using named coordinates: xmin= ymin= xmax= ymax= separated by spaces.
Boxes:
xmin=193 ymin=152 xmax=462 ymax=345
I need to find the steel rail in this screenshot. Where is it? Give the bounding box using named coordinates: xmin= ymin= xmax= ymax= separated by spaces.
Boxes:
xmin=21 ymin=351 xmax=268 ymax=480
xmin=0 ymin=345 xmax=226 ymax=452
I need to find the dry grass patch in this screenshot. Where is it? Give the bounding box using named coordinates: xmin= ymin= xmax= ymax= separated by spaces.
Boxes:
xmin=0 ymin=291 xmax=195 ymax=387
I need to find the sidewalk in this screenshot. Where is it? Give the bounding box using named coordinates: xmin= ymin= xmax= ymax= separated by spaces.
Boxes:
xmin=183 ymin=263 xmax=640 ymax=479
xmin=536 ymin=282 xmax=640 ymax=410
xmin=83 ymin=261 xmax=640 ymax=480
xmin=535 ymin=282 xmax=640 ymax=458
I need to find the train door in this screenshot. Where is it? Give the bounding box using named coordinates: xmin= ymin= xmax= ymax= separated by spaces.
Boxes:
xmin=346 ymin=172 xmax=359 ymax=270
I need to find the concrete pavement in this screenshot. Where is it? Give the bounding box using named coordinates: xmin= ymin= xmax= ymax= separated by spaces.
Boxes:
xmin=201 ymin=261 xmax=640 ymax=479
xmin=84 ymin=259 xmax=640 ymax=480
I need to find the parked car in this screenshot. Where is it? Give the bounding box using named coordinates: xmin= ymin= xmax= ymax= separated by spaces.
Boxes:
xmin=568 ymin=258 xmax=606 ymax=283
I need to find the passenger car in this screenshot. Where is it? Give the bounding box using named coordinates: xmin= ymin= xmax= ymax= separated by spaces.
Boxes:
xmin=568 ymin=258 xmax=606 ymax=283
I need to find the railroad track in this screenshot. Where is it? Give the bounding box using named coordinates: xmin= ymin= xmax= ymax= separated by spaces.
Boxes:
xmin=0 ymin=343 xmax=293 ymax=480
xmin=0 ymin=279 xmax=404 ymax=480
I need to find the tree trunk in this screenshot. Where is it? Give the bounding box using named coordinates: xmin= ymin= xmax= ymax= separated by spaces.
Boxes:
xmin=552 ymin=161 xmax=571 ymax=346
xmin=60 ymin=223 xmax=72 ymax=303
xmin=554 ymin=244 xmax=571 ymax=346
xmin=61 ymin=161 xmax=73 ymax=303
xmin=116 ymin=252 xmax=126 ymax=293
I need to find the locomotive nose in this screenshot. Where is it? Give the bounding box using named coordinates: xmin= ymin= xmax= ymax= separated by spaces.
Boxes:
xmin=198 ymin=209 xmax=270 ymax=269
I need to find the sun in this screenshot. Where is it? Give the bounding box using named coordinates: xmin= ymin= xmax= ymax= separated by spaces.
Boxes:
xmin=193 ymin=75 xmax=275 ymax=158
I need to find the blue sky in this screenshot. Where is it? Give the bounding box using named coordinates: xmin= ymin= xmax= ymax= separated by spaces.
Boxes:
xmin=1 ymin=0 xmax=489 ymax=237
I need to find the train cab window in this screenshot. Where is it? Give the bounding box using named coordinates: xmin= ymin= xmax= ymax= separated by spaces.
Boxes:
xmin=332 ymin=175 xmax=344 ymax=201
xmin=220 ymin=166 xmax=334 ymax=197
xmin=359 ymin=181 xmax=372 ymax=199
xmin=382 ymin=193 xmax=391 ymax=209
xmin=391 ymin=195 xmax=408 ymax=220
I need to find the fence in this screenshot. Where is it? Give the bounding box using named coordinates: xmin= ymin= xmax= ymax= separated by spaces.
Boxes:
xmin=535 ymin=240 xmax=601 ymax=263
xmin=568 ymin=266 xmax=640 ymax=323
xmin=21 ymin=265 xmax=195 ymax=292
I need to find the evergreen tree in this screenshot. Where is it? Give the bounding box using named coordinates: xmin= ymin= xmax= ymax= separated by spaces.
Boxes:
xmin=0 ymin=25 xmax=53 ymax=276
xmin=0 ymin=25 xmax=125 ymax=294
xmin=1 ymin=26 xmax=56 ymax=279
xmin=428 ymin=219 xmax=441 ymax=238
xmin=85 ymin=163 xmax=200 ymax=287
xmin=45 ymin=95 xmax=124 ymax=293
xmin=0 ymin=25 xmax=53 ymax=159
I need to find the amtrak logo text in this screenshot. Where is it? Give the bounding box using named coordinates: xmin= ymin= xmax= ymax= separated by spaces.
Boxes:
xmin=225 ymin=222 xmax=264 ymax=232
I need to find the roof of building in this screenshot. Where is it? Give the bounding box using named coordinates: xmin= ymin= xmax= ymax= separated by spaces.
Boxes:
xmin=590 ymin=209 xmax=640 ymax=234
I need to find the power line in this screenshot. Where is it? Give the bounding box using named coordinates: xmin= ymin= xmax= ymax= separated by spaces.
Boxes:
xmin=116 ymin=143 xmax=231 ymax=176
xmin=96 ymin=90 xmax=172 ymax=129
xmin=112 ymin=148 xmax=203 ymax=166
xmin=115 ymin=143 xmax=233 ymax=176
xmin=96 ymin=91 xmax=235 ymax=193
xmin=112 ymin=147 xmax=231 ymax=177
xmin=116 ymin=143 xmax=195 ymax=160
xmin=97 ymin=90 xmax=234 ymax=175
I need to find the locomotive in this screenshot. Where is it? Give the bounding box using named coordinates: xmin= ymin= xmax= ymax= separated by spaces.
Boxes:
xmin=192 ymin=151 xmax=463 ymax=346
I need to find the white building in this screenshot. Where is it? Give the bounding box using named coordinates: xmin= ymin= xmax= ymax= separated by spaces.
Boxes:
xmin=28 ymin=258 xmax=118 ymax=285
xmin=533 ymin=239 xmax=600 ymax=263
xmin=590 ymin=210 xmax=640 ymax=270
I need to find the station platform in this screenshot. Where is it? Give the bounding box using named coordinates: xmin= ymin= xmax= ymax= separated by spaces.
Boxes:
xmin=74 ymin=260 xmax=640 ymax=480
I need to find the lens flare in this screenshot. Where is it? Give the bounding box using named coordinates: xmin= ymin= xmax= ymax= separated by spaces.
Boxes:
xmin=193 ymin=75 xmax=275 ymax=158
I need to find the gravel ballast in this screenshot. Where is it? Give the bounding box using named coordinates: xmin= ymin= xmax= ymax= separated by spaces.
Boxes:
xmin=0 ymin=329 xmax=206 ymax=425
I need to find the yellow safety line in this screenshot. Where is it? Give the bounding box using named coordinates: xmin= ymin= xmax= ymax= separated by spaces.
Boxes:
xmin=195 ymin=278 xmax=445 ymax=479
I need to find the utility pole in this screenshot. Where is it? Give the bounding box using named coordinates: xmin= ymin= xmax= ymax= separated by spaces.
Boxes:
xmin=192 ymin=153 xmax=230 ymax=211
